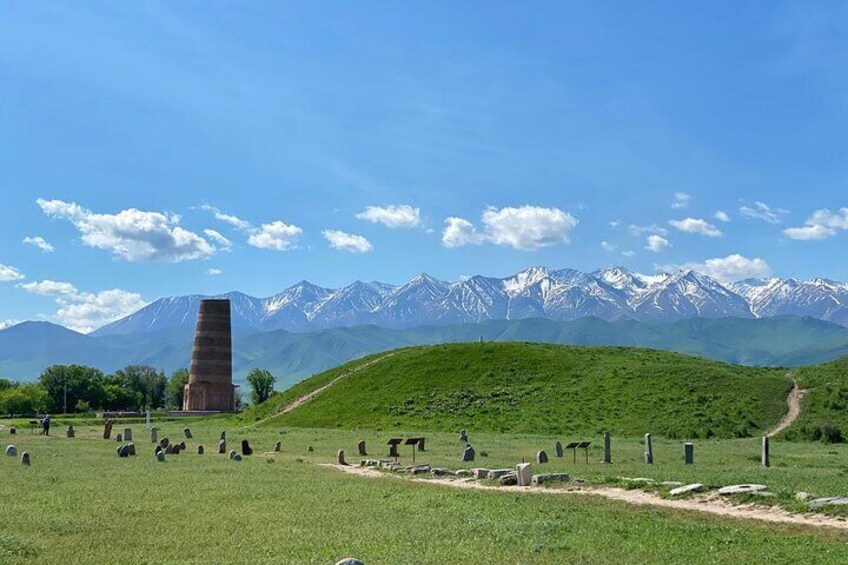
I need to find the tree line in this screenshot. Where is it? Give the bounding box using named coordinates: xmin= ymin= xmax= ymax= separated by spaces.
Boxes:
xmin=0 ymin=365 xmax=277 ymax=415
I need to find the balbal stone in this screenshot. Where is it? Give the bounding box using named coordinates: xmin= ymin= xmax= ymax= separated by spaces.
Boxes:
xmin=117 ymin=445 xmax=130 ymax=458
xmin=220 ymin=431 xmax=226 ymax=441
xmin=218 ymin=439 xmax=226 ymax=454
xmin=127 ymin=443 xmax=136 ymax=456
xmin=459 ymin=429 xmax=468 ymax=442
xmin=274 ymin=441 xmax=281 ymax=453
xmin=335 ymin=559 xmax=365 ymax=565
xmin=554 ymin=441 xmax=564 ymax=458
xmin=241 ymin=439 xmax=252 ymax=456
xmin=159 ymin=437 xmax=169 ymax=449
xmin=123 ymin=428 xmax=132 ymax=441
xmin=516 ymin=463 xmax=533 ymax=486
xmin=357 ymin=440 xmax=366 ymax=456
xmin=183 ymin=428 xmax=193 ymax=439
xmin=197 ymin=445 xmax=204 ymax=455
xmin=155 ymin=445 xmax=162 ymax=455
xmin=115 ymin=433 xmax=123 ymax=442
xmin=307 ymin=445 xmax=314 ymax=452
xmin=179 ymin=441 xmax=186 ymax=451
xmin=418 ymin=437 xmax=426 ymax=452
xmin=20 ymin=452 xmax=31 ymax=466
xmin=156 ymin=451 xmax=166 ymax=462
xmin=150 ymin=428 xmax=158 ymax=444
xmin=228 ymin=450 xmax=237 ymax=460
xmin=164 ymin=444 xmax=175 ymax=454
xmin=232 ymin=454 xmax=242 ymax=462
xmin=462 ymin=445 xmax=475 ymax=462
xmin=102 ymin=420 xmax=113 ymax=439
xmin=337 ymin=449 xmax=348 ymax=466
xmin=10 ymin=426 xmax=16 ymax=435
xmin=5 ymin=445 xmax=17 ymax=457
xmin=66 ymin=426 xmax=75 ymax=439
xmin=537 ymin=450 xmax=549 ymax=464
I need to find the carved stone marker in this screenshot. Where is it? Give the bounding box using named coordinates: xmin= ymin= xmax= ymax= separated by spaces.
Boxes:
xmin=335 ymin=559 xmax=365 ymax=565
xmin=66 ymin=426 xmax=75 ymax=438
xmin=537 ymin=450 xmax=548 ymax=464
xmin=644 ymin=433 xmax=653 ymax=464
xmin=155 ymin=445 xmax=162 ymax=455
xmin=604 ymin=431 xmax=611 ymax=464
xmin=150 ymin=428 xmax=158 ymax=444
xmin=156 ymin=451 xmax=166 ymax=462
xmin=669 ymin=484 xmax=703 ymax=496
xmin=555 ymin=441 xmax=564 ymax=458
xmin=516 ymin=463 xmax=533 ymax=486
xmin=179 ymin=441 xmax=187 ymax=451
xmin=531 ymin=473 xmax=570 ymax=485
xmin=197 ymin=445 xmax=204 ymax=455
xmin=459 ymin=429 xmax=468 ymax=442
xmin=165 ymin=444 xmax=175 ymax=454
xmin=218 ymin=439 xmax=226 ymax=454
xmin=124 ymin=428 xmax=132 ymax=441
xmin=418 ymin=437 xmax=426 ymax=452
xmin=761 ymin=436 xmax=770 ymax=468
xmin=117 ymin=445 xmax=130 ymax=458
xmin=241 ymin=440 xmax=252 ymax=456
xmin=103 ymin=420 xmax=113 ymax=440
xmin=9 ymin=426 xmax=15 ymax=435
xmin=233 ymin=454 xmax=242 ymax=462
xmin=115 ymin=433 xmax=123 ymax=443
xmin=462 ymin=445 xmax=475 ymax=462
xmin=127 ymin=443 xmax=136 ymax=456
xmin=337 ymin=449 xmax=348 ymax=465
xmin=274 ymin=441 xmax=281 ymax=453
xmin=21 ymin=452 xmax=31 ymax=466
xmin=184 ymin=428 xmax=193 ymax=439
xmin=160 ymin=437 xmax=169 ymax=449
xmin=5 ymin=445 xmax=16 ymax=457
xmin=228 ymin=450 xmax=237 ymax=460
xmin=357 ymin=440 xmax=366 ymax=456
xmin=220 ymin=431 xmax=226 ymax=441
xmin=307 ymin=445 xmax=314 ymax=452
xmin=684 ymin=443 xmax=694 ymax=465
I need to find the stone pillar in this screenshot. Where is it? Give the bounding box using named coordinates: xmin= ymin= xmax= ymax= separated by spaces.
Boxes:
xmin=516 ymin=463 xmax=533 ymax=486
xmin=103 ymin=420 xmax=113 ymax=440
xmin=218 ymin=439 xmax=226 ymax=454
xmin=124 ymin=428 xmax=132 ymax=441
xmin=274 ymin=441 xmax=281 ymax=452
xmin=21 ymin=452 xmax=31 ymax=466
xmin=418 ymin=437 xmax=426 ymax=452
xmin=150 ymin=428 xmax=158 ymax=444
xmin=66 ymin=426 xmax=75 ymax=438
xmin=684 ymin=443 xmax=694 ymax=465
xmin=184 ymin=428 xmax=193 ymax=439
xmin=536 ymin=450 xmax=548 ymax=464
xmin=182 ymin=299 xmax=236 ymax=412
xmin=555 ymin=441 xmax=564 ymax=458
xmin=762 ymin=436 xmax=770 ymax=468
xmin=644 ymin=433 xmax=653 ymax=464
xmin=357 ymin=440 xmax=366 ymax=456
xmin=197 ymin=445 xmax=204 ymax=455
xmin=604 ymin=431 xmax=611 ymax=463
xmin=337 ymin=449 xmax=347 ymax=465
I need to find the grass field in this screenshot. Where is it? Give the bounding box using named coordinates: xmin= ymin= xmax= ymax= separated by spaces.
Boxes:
xmin=2 ymin=418 xmax=848 ymax=564
xmin=243 ymin=343 xmax=792 ymax=439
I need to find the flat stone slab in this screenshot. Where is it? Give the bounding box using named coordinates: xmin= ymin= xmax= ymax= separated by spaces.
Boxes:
xmin=470 ymin=468 xmax=490 ymax=479
xmin=718 ymin=484 xmax=768 ymax=495
xmin=531 ymin=473 xmax=570 ymax=486
xmin=619 ymin=477 xmax=655 ymax=483
xmin=455 ymin=470 xmax=472 ymax=477
xmin=487 ymin=469 xmax=513 ymax=480
xmin=661 ymin=481 xmax=684 ymax=487
xmin=809 ymin=497 xmax=848 ymax=508
xmin=408 ymin=465 xmax=431 ymax=475
xmin=431 ymin=468 xmax=455 ymax=477
xmin=669 ymin=484 xmax=703 ymax=496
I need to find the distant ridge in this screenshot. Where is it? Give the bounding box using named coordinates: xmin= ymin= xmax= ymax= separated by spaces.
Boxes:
xmin=92 ymin=266 xmax=848 ymax=336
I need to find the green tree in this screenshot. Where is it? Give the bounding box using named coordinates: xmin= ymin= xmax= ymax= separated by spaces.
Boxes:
xmin=166 ymin=368 xmax=190 ymax=409
xmin=113 ymin=365 xmax=167 ymax=410
xmin=246 ymin=369 xmax=276 ymax=405
xmin=39 ymin=364 xmax=105 ymax=413
xmin=0 ymin=384 xmax=50 ymax=415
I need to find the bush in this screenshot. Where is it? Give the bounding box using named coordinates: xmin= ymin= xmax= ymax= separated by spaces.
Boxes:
xmin=0 ymin=384 xmax=50 ymax=415
xmin=819 ymin=423 xmax=844 ymax=444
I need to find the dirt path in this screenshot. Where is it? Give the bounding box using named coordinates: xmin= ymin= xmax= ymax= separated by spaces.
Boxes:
xmin=248 ymin=353 xmax=396 ymax=427
xmin=326 ymin=464 xmax=848 ymax=531
xmin=768 ymin=379 xmax=807 ymax=438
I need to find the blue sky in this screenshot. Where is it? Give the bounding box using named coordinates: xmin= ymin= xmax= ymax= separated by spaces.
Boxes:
xmin=1 ymin=2 xmax=848 ymax=331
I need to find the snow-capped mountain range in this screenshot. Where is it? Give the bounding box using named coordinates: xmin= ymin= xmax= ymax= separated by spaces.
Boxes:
xmin=91 ymin=266 xmax=848 ymax=336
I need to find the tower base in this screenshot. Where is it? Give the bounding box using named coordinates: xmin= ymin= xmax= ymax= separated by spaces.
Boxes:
xmin=182 ymin=382 xmax=236 ymax=412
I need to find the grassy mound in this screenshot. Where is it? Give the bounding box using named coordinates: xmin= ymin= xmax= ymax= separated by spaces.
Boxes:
xmin=242 ymin=342 xmax=792 ymax=438
xmin=785 ymin=357 xmax=848 ymax=443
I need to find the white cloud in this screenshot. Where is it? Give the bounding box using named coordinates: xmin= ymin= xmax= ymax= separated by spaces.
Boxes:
xmin=601 ymin=241 xmax=617 ymax=252
xmin=247 ymin=221 xmax=302 ymax=251
xmin=672 ymin=192 xmax=691 ymax=209
xmin=203 ymin=229 xmax=233 ymax=250
xmin=628 ymin=224 xmax=668 ymax=237
xmin=669 ymin=217 xmax=723 ymax=237
xmin=645 ymin=235 xmax=671 ymax=252
xmin=0 ymin=320 xmax=21 ymax=330
xmin=443 ymin=206 xmax=578 ymax=250
xmin=200 ymin=204 xmax=252 ymax=231
xmin=207 ymin=268 xmax=222 ymax=276
xmin=621 ymin=250 xmax=636 ymax=257
xmin=37 ymin=198 xmax=218 ymax=262
xmin=18 ymin=279 xmax=147 ymax=333
xmin=322 ymin=230 xmax=373 ymax=253
xmin=664 ymin=254 xmax=772 ymax=283
xmin=0 ymin=264 xmax=25 ymax=282
xmin=739 ymin=201 xmax=788 ymax=224
xmin=22 ymin=236 xmax=54 ymax=253
xmin=481 ymin=206 xmax=578 ymax=250
xmin=442 ymin=217 xmax=485 ymax=248
xmin=714 ymin=210 xmax=731 ymax=222
xmin=783 ymin=208 xmax=848 ymax=241
xmin=356 ymin=205 xmax=421 ymax=228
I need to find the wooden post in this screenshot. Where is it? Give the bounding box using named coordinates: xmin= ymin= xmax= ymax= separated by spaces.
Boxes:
xmin=604 ymin=432 xmax=611 ymax=464
xmin=644 ymin=433 xmax=653 ymax=464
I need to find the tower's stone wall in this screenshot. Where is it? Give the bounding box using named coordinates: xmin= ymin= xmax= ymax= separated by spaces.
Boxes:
xmin=182 ymin=299 xmax=235 ymax=412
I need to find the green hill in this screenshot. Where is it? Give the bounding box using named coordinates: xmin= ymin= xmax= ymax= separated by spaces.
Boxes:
xmin=243 ymin=342 xmax=793 ymax=439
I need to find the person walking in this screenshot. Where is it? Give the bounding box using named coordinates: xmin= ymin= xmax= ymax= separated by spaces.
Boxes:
xmin=41 ymin=414 xmax=51 ymax=436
